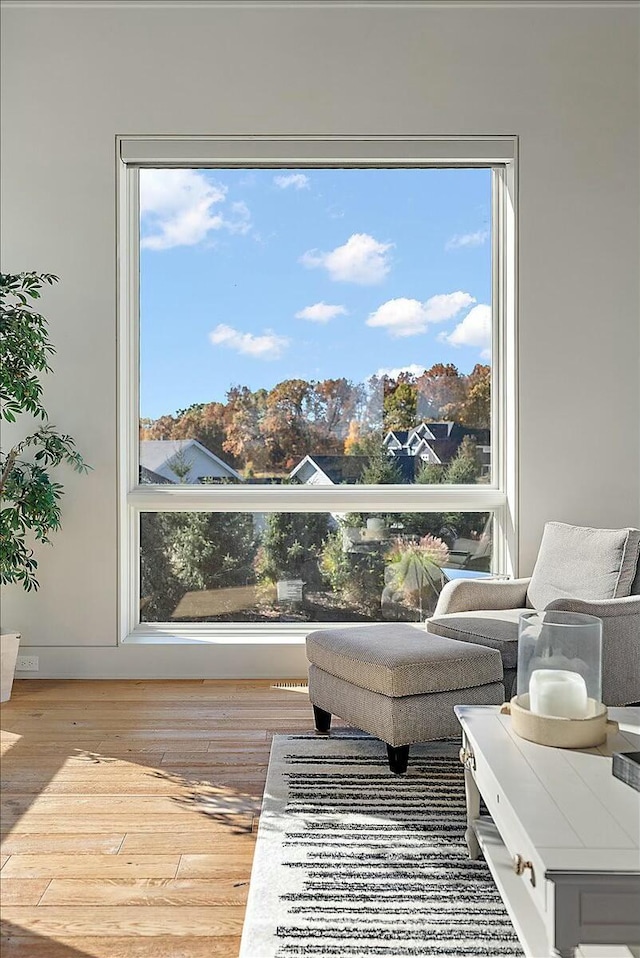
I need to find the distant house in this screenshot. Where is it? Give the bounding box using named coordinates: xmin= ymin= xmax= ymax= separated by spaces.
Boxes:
xmin=289 ymin=421 xmax=491 ymax=487
xmin=289 ymin=453 xmax=417 ymax=485
xmin=139 ymin=439 xmax=241 ymax=484
xmin=383 ymin=421 xmax=491 ymax=475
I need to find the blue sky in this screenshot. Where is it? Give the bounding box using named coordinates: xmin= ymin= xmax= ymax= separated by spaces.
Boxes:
xmin=140 ymin=167 xmax=491 ymax=419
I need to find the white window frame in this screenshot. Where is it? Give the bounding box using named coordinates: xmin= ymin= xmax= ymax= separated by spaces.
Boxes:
xmin=117 ymin=135 xmax=518 ymax=644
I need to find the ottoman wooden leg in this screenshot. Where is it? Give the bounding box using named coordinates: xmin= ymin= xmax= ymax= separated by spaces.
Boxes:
xmin=313 ymin=705 xmax=332 ymax=733
xmin=387 ymin=744 xmax=410 ymax=774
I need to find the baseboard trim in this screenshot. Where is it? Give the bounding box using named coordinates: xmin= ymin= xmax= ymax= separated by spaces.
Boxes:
xmin=12 ymin=642 xmax=309 ymax=679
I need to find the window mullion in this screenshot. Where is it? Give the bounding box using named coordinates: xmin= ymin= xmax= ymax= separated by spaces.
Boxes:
xmin=127 ymin=485 xmax=507 ymax=514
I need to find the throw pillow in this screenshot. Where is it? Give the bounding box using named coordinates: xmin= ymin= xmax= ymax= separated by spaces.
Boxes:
xmin=527 ymin=522 xmax=640 ymax=610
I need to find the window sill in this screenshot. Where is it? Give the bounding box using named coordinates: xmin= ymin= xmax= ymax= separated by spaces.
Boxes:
xmin=123 ymin=621 xmax=415 ymax=645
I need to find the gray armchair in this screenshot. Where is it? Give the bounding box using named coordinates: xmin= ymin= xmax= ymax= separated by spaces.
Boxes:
xmin=427 ymin=522 xmax=640 ymax=706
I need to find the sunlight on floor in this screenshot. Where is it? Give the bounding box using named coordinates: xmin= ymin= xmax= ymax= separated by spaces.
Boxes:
xmin=0 ymin=730 xmax=22 ymax=754
xmin=270 ymin=682 xmax=309 ymax=695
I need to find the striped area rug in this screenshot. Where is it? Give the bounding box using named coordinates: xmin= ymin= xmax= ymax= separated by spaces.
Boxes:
xmin=240 ymin=733 xmax=523 ymax=958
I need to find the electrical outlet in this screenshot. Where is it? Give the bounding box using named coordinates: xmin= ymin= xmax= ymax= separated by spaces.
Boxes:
xmin=16 ymin=655 xmax=39 ymax=672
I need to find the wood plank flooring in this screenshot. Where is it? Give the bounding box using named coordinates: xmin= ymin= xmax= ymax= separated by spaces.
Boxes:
xmin=1 ymin=679 xmax=328 ymax=958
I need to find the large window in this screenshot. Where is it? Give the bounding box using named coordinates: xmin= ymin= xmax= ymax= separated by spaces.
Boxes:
xmin=119 ymin=137 xmax=517 ymax=641
xmin=141 ymin=511 xmax=493 ymax=625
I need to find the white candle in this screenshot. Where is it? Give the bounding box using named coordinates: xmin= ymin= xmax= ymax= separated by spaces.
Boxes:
xmin=529 ymin=669 xmax=588 ymax=719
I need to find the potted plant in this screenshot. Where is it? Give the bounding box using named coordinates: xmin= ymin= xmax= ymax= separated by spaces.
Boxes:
xmin=0 ymin=272 xmax=89 ymax=700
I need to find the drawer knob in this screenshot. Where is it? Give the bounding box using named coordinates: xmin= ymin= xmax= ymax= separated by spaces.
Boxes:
xmin=513 ymin=854 xmax=535 ymax=885
xmin=459 ymin=747 xmax=475 ymax=770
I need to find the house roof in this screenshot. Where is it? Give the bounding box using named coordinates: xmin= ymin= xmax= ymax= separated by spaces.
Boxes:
xmin=139 ymin=465 xmax=173 ymax=484
xmin=448 ymin=424 xmax=491 ymax=444
xmin=139 ymin=439 xmax=240 ymax=479
xmin=419 ymin=421 xmax=451 ymax=439
xmin=140 ymin=439 xmax=198 ymax=473
xmin=383 ymin=429 xmax=410 ymax=446
xmin=386 ymin=421 xmax=491 ymax=446
xmin=422 ymin=438 xmax=462 ymax=463
xmin=291 ymin=455 xmax=370 ymax=484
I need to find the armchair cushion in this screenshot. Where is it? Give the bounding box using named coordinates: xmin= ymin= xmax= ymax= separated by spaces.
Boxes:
xmin=426 ymin=608 xmax=524 ymax=669
xmin=527 ymin=522 xmax=640 ymax=611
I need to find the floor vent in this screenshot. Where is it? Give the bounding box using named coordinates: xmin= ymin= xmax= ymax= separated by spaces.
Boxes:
xmin=271 ymin=681 xmax=309 ymax=690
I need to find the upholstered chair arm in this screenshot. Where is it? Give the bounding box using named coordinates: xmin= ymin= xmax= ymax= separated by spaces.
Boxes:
xmin=433 ymin=577 xmax=532 ymax=616
xmin=545 ymin=595 xmax=640 ymax=617
xmin=546 ymin=595 xmax=640 ymax=706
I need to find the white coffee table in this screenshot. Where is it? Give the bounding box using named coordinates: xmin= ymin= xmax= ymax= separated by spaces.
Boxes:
xmin=455 ymin=705 xmax=640 ymax=958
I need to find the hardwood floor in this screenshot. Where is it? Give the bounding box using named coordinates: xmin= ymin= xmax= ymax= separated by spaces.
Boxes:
xmin=0 ymin=679 xmax=327 ymax=958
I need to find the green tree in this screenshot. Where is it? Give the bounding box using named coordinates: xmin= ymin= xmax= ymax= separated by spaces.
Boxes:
xmin=319 ymin=523 xmax=387 ymax=616
xmin=256 ymin=512 xmax=329 ymax=585
xmin=164 ymin=512 xmax=257 ymax=592
xmin=140 ymin=511 xmax=258 ymax=621
xmin=383 ymin=380 xmax=418 ymax=431
xmin=139 ymin=513 xmax=183 ymax=620
xmin=444 ymin=436 xmax=482 ymax=484
xmin=167 ymin=446 xmax=194 ymax=481
xmin=360 ymin=447 xmax=403 ymax=484
xmin=415 ymin=461 xmax=445 ymax=484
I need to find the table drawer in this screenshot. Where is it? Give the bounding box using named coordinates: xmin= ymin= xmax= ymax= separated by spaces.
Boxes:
xmin=467 ymin=741 xmax=549 ymax=918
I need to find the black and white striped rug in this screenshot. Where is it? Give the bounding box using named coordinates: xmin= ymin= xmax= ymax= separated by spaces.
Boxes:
xmin=240 ymin=733 xmax=523 ymax=958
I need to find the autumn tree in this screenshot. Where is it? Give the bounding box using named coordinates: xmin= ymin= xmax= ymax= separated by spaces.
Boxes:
xmin=140 ymin=414 xmax=180 ymax=442
xmin=223 ymin=386 xmax=269 ymax=472
xmin=306 ymin=378 xmax=362 ymax=452
xmin=259 ymin=379 xmax=313 ymax=470
xmin=458 ymin=364 xmax=491 ymax=429
xmin=415 ymin=364 xmax=466 ymax=421
xmin=344 ymin=420 xmax=362 ymax=455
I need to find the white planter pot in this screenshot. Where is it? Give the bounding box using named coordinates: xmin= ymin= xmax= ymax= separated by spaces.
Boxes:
xmin=1 ymin=632 xmax=21 ymax=703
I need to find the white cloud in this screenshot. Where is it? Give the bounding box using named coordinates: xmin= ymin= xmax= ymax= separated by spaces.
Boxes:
xmin=140 ymin=169 xmax=251 ymax=250
xmin=445 ymin=229 xmax=490 ymax=251
xmin=295 ymin=302 xmax=347 ymax=323
xmin=439 ymin=304 xmax=492 ymax=358
xmin=227 ymin=201 xmax=252 ymax=235
xmin=209 ymin=324 xmax=289 ymax=360
xmin=366 ymin=292 xmax=475 ymax=337
xmin=274 ymin=173 xmax=310 ymax=190
xmin=301 ymin=233 xmax=392 ymax=285
xmin=374 ymin=364 xmax=428 ymax=380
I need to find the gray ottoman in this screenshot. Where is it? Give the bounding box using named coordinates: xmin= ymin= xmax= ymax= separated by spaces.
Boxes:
xmin=306 ymin=624 xmax=504 ymax=773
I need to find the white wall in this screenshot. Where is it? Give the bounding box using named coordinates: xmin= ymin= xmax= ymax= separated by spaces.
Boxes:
xmin=1 ymin=2 xmax=639 ymax=677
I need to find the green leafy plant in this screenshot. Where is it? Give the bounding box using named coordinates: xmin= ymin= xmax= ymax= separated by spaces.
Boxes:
xmin=1 ymin=272 xmax=90 ymax=590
